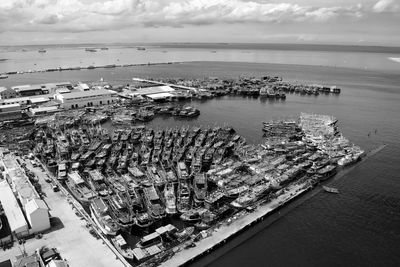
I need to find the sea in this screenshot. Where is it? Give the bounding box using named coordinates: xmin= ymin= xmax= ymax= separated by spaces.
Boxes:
xmin=1 ymin=44 xmax=400 ymax=266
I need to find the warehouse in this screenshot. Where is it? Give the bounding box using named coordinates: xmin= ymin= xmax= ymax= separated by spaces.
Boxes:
xmin=0 ymin=181 xmax=29 ymax=237
xmin=0 ymin=103 xmax=22 ymax=121
xmin=54 ymin=89 xmax=117 ymax=109
xmin=25 ymin=199 xmax=50 ymax=233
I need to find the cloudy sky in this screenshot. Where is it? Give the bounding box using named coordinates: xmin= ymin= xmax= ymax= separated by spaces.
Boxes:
xmin=0 ymin=0 xmax=399 ymax=46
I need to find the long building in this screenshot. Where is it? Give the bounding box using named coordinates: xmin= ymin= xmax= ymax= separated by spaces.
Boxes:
xmin=0 ymin=103 xmax=22 ymax=121
xmin=54 ymin=89 xmax=117 ymax=109
xmin=0 ymin=151 xmax=50 ymax=236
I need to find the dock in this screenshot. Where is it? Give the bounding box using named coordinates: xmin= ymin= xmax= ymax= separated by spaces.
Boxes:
xmin=161 ymin=182 xmax=312 ymax=267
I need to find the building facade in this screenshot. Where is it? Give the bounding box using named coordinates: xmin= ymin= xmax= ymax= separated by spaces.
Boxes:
xmin=54 ymin=89 xmax=117 ymax=109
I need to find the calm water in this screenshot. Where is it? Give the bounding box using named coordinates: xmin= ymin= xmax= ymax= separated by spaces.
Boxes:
xmin=1 ymin=51 xmax=400 ymax=265
xmin=1 ymin=43 xmax=400 ymax=74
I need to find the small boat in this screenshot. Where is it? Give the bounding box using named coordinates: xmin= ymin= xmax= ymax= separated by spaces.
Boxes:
xmin=0 ymin=74 xmax=8 ymax=79
xmin=38 ymin=49 xmax=46 ymax=53
xmin=180 ymin=210 xmax=201 ymax=222
xmin=322 ymin=186 xmax=339 ymax=194
xmin=90 ymin=198 xmax=120 ymax=236
xmin=111 ymin=235 xmax=134 ymax=259
xmin=164 ymin=183 xmax=177 ymax=215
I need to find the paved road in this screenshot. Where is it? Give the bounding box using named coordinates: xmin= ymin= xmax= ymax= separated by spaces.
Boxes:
xmin=0 ymin=156 xmax=125 ymax=267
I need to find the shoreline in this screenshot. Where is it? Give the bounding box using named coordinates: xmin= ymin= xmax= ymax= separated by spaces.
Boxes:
xmin=161 ymin=181 xmax=313 ymax=267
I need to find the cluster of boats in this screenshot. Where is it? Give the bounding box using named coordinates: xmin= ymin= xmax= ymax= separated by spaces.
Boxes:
xmin=24 ymin=111 xmax=363 ymax=265
xmin=30 ymin=123 xmax=247 ymax=260
xmin=154 ymin=75 xmax=341 ymax=99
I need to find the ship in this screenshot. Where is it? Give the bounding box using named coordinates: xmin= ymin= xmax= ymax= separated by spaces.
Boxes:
xmin=177 ymin=181 xmax=191 ymax=213
xmin=180 ymin=210 xmax=201 ymax=222
xmin=38 ymin=49 xmax=46 ymax=53
xmin=66 ymin=172 xmax=97 ymax=203
xmin=316 ymin=165 xmax=337 ymax=181
xmin=90 ymin=198 xmax=120 ymax=235
xmin=164 ymin=183 xmax=177 ymax=215
xmin=87 ymin=170 xmax=112 ymax=196
xmin=108 ymin=193 xmax=135 ymax=229
xmin=135 ymin=211 xmax=153 ymax=228
xmin=0 ymin=74 xmax=8 ymax=79
xmin=322 ymin=185 xmax=339 ymax=194
xmin=177 ymin=161 xmax=189 ymax=180
xmin=85 ymin=48 xmax=97 ymax=52
xmin=193 ymin=173 xmax=207 ymax=205
xmin=111 ymin=235 xmax=134 ymax=260
xmin=142 ymin=184 xmax=166 ymax=220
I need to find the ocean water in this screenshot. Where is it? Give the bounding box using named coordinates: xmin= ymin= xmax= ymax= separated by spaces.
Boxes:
xmin=0 ymin=43 xmax=400 ymax=75
xmin=1 ymin=45 xmax=400 ymax=266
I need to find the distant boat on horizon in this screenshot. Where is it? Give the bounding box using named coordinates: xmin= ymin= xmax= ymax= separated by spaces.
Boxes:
xmin=38 ymin=49 xmax=46 ymax=53
xmin=137 ymin=47 xmax=146 ymax=51
xmin=85 ymin=48 xmax=97 ymax=52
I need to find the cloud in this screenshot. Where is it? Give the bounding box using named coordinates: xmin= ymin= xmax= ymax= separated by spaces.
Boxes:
xmin=0 ymin=0 xmax=377 ymax=33
xmin=373 ymin=0 xmax=400 ymax=12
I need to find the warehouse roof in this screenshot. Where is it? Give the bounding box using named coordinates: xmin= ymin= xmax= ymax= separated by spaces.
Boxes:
xmin=0 ymin=181 xmax=28 ymax=233
xmin=59 ymin=89 xmax=115 ymax=100
xmin=135 ymin=85 xmax=174 ymax=96
xmin=146 ymin=92 xmax=173 ymax=100
xmin=25 ymin=199 xmax=48 ymax=215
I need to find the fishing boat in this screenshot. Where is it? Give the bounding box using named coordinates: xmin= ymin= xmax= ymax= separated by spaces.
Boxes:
xmin=322 ymin=185 xmax=339 ymax=194
xmin=173 ymin=226 xmax=194 ymax=242
xmin=164 ymin=183 xmax=177 ymax=215
xmin=180 ymin=210 xmax=201 ymax=222
xmin=135 ymin=211 xmax=153 ymax=228
xmin=111 ymin=235 xmax=134 ymax=260
xmin=177 ymin=161 xmax=189 ymax=180
xmin=177 ymin=181 xmax=191 ymax=213
xmin=66 ymin=172 xmax=97 ymax=203
xmin=193 ymin=173 xmax=207 ymax=205
xmin=87 ymin=170 xmax=111 ymax=196
xmin=142 ymin=185 xmax=166 ymax=220
xmin=108 ymin=193 xmax=136 ymax=229
xmin=90 ymin=198 xmax=120 ymax=235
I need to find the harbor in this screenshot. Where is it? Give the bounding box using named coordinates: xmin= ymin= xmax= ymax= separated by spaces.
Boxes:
xmin=0 ymin=100 xmax=366 ymax=266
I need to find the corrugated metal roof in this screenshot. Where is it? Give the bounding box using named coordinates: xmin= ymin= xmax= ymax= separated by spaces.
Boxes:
xmin=135 ymin=86 xmax=174 ymax=96
xmin=59 ymin=89 xmax=115 ymax=100
xmin=0 ymin=181 xmax=28 ymax=233
xmin=146 ymin=92 xmax=174 ymax=99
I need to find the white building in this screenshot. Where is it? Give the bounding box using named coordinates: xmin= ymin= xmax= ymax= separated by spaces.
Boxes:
xmin=0 ymin=181 xmax=29 ymax=236
xmin=54 ymin=89 xmax=117 ymax=109
xmin=25 ymin=198 xmax=50 ymax=233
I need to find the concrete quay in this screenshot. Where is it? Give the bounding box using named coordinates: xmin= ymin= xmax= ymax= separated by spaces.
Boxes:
xmin=161 ymin=182 xmax=312 ymax=267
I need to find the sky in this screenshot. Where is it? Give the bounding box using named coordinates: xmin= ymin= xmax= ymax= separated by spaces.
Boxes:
xmin=0 ymin=0 xmax=399 ymax=46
